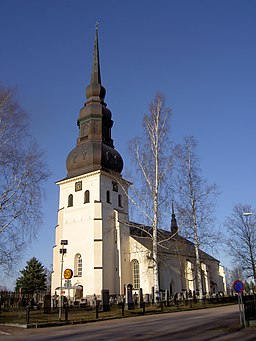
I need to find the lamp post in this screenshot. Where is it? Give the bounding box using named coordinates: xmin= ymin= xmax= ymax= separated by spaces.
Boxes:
xmin=59 ymin=239 xmax=68 ymax=321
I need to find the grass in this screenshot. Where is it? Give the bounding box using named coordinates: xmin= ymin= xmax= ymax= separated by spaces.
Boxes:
xmin=0 ymin=299 xmax=237 ymax=327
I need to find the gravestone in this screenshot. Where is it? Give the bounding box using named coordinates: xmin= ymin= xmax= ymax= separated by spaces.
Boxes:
xmin=101 ymin=289 xmax=110 ymax=312
xmin=127 ymin=284 xmax=134 ymax=309
xmin=139 ymin=288 xmax=144 ymax=308
xmin=44 ymin=295 xmax=51 ymax=314
xmin=151 ymin=287 xmax=155 ymax=304
xmin=165 ymin=289 xmax=170 ymax=306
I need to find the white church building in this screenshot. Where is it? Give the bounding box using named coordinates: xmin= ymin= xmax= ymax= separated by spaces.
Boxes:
xmin=51 ymin=29 xmax=226 ymax=303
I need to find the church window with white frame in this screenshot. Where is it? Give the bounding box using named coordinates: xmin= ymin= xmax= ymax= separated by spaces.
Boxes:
xmin=74 ymin=253 xmax=82 ymax=277
xmin=132 ymin=259 xmax=140 ymax=289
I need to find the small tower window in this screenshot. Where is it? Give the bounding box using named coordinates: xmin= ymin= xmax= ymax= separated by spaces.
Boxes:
xmin=84 ymin=190 xmax=90 ymax=203
xmin=118 ymin=194 xmax=123 ymax=208
xmin=74 ymin=253 xmax=82 ymax=277
xmin=112 ymin=181 xmax=118 ymax=192
xmin=81 ymin=123 xmax=89 ymax=140
xmin=68 ymin=194 xmax=73 ymax=207
xmin=106 ymin=190 xmax=111 ymax=204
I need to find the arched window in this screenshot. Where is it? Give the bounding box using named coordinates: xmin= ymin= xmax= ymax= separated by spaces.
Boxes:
xmin=118 ymin=194 xmax=122 ymax=208
xmin=74 ymin=253 xmax=82 ymax=277
xmin=84 ymin=190 xmax=90 ymax=203
xmin=106 ymin=190 xmax=111 ymax=204
xmin=132 ymin=260 xmax=140 ymax=289
xmin=68 ymin=194 xmax=73 ymax=207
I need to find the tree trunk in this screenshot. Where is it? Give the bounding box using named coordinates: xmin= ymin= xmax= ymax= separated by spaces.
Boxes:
xmin=152 ymin=107 xmax=160 ymax=300
xmin=194 ymin=225 xmax=203 ymax=299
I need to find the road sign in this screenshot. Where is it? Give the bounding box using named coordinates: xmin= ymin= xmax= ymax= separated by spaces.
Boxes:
xmin=64 ymin=279 xmax=72 ymax=288
xmin=233 ymin=280 xmax=244 ymax=293
xmin=64 ymin=268 xmax=73 ymax=279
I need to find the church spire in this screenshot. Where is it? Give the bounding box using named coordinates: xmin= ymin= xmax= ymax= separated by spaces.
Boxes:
xmin=171 ymin=201 xmax=178 ymax=234
xmin=86 ymin=23 xmax=106 ymax=104
xmin=66 ymin=27 xmax=123 ymax=178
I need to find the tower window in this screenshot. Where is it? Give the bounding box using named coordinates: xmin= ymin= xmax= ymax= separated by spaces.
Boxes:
xmin=68 ymin=194 xmax=73 ymax=207
xmin=106 ymin=190 xmax=111 ymax=204
xmin=112 ymin=181 xmax=118 ymax=192
xmin=81 ymin=123 xmax=89 ymax=139
xmin=74 ymin=253 xmax=82 ymax=277
xmin=84 ymin=190 xmax=90 ymax=203
xmin=118 ymin=194 xmax=123 ymax=208
xmin=132 ymin=260 xmax=140 ymax=290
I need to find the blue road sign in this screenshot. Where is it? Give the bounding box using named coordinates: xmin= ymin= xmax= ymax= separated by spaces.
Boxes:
xmin=233 ymin=280 xmax=244 ymax=293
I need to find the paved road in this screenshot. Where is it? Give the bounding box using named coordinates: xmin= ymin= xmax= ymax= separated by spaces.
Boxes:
xmin=0 ymin=304 xmax=256 ymax=340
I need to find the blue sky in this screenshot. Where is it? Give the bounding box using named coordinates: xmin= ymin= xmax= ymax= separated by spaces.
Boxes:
xmin=1 ymin=0 xmax=256 ymax=288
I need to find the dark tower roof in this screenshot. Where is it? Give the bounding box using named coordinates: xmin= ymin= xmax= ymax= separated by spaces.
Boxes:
xmin=171 ymin=202 xmax=179 ymax=234
xmin=66 ymin=27 xmax=123 ymax=178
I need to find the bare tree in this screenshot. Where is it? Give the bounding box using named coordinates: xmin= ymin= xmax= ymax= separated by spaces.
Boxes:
xmin=175 ymin=136 xmax=218 ymax=298
xmin=225 ymin=203 xmax=256 ymax=285
xmin=0 ymin=86 xmax=49 ymax=273
xmin=128 ymin=93 xmax=173 ymax=298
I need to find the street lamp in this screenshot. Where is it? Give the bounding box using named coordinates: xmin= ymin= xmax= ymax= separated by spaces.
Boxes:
xmin=243 ymin=212 xmax=253 ymax=217
xmin=59 ymin=239 xmax=68 ymax=321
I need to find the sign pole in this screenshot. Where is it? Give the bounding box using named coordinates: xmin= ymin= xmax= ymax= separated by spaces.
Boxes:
xmin=238 ymin=293 xmax=246 ymax=327
xmin=233 ymin=280 xmax=246 ymax=327
xmin=59 ymin=240 xmax=68 ymax=321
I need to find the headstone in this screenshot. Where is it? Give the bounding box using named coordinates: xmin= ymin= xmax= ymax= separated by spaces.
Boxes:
xmin=139 ymin=288 xmax=144 ymax=308
xmin=127 ymin=284 xmax=134 ymax=309
xmin=133 ymin=293 xmax=138 ymax=306
xmin=165 ymin=289 xmax=170 ymax=306
xmin=170 ymin=283 xmax=173 ymax=296
xmin=44 ymin=295 xmax=51 ymax=314
xmin=152 ymin=287 xmax=155 ymax=304
xmin=101 ymin=289 xmax=110 ymax=312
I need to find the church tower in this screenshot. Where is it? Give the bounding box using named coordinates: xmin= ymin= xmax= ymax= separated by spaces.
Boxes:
xmin=51 ymin=27 xmax=130 ymax=301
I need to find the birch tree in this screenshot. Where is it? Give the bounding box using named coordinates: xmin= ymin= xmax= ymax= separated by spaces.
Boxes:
xmin=0 ymin=86 xmax=49 ymax=273
xmin=175 ymin=136 xmax=217 ymax=298
xmin=129 ymin=93 xmax=173 ymax=299
xmin=225 ymin=203 xmax=256 ymax=284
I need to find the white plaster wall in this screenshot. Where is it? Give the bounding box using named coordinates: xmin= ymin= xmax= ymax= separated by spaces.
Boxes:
xmin=129 ymin=237 xmax=153 ymax=294
xmin=201 ymin=262 xmax=210 ymax=295
xmin=159 ymin=255 xmax=184 ymax=293
xmin=51 ymin=171 xmax=130 ymax=298
xmin=115 ymin=211 xmax=130 ymax=295
xmin=52 ymin=172 xmax=101 ymax=297
xmin=218 ymin=265 xmax=227 ymax=293
xmin=99 ymin=173 xmax=129 ymax=295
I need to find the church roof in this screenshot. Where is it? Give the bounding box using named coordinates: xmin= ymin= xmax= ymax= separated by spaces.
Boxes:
xmin=129 ymin=222 xmax=219 ymax=263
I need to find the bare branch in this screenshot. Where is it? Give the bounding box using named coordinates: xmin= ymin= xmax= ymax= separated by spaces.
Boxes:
xmin=0 ymin=85 xmax=50 ymax=273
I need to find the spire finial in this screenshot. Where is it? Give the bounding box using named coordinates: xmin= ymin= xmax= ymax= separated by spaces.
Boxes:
xmin=90 ymin=23 xmax=101 ymax=85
